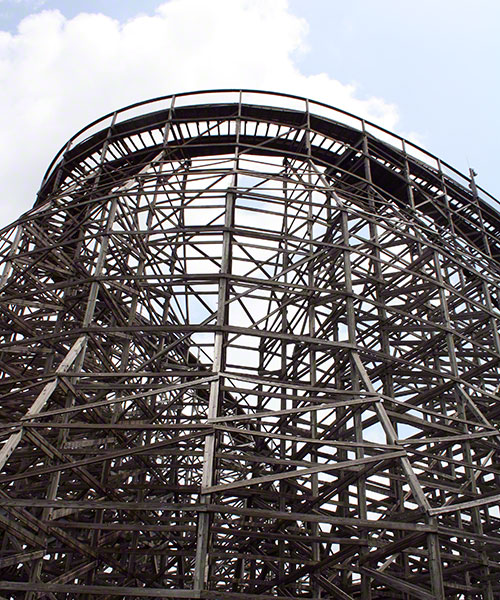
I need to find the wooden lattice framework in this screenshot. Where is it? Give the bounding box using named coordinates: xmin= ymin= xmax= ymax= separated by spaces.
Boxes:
xmin=0 ymin=90 xmax=500 ymax=599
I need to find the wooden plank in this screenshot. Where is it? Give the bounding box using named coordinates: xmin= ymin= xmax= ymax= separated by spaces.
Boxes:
xmin=21 ymin=374 xmax=218 ymax=421
xmin=208 ymin=397 xmax=379 ymax=424
xmin=0 ymin=336 xmax=86 ymax=471
xmin=213 ymin=424 xmax=399 ymax=450
xmin=0 ymin=582 xmax=201 ymax=597
xmin=0 ymin=550 xmax=45 ymax=569
xmin=358 ymin=567 xmax=435 ymax=600
xmin=205 ymin=504 xmax=434 ymax=533
xmin=203 ymin=450 xmax=406 ymax=493
xmin=352 ymin=350 xmax=432 ymax=513
xmin=0 ymin=431 xmax=209 ymax=484
xmin=429 ymin=492 xmax=500 ymax=516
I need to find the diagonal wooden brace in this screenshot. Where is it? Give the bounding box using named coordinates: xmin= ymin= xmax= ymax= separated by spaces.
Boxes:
xmin=0 ymin=335 xmax=86 ymax=471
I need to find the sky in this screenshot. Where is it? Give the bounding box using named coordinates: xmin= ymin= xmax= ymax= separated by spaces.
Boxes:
xmin=0 ymin=0 xmax=498 ymax=227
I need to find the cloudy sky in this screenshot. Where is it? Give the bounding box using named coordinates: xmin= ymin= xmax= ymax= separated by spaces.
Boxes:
xmin=0 ymin=0 xmax=498 ymax=226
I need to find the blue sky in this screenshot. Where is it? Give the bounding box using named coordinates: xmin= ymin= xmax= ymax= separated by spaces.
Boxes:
xmin=0 ymin=0 xmax=498 ymax=225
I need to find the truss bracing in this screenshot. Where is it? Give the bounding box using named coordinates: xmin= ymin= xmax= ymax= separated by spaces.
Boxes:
xmin=0 ymin=90 xmax=500 ymax=599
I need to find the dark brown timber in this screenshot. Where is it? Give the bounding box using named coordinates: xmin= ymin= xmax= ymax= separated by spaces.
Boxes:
xmin=0 ymin=90 xmax=499 ymax=599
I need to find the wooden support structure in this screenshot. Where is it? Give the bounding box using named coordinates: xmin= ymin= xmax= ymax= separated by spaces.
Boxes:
xmin=0 ymin=90 xmax=499 ymax=598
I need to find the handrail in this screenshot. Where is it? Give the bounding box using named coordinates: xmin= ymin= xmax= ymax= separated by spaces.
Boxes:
xmin=38 ymin=89 xmax=498 ymax=210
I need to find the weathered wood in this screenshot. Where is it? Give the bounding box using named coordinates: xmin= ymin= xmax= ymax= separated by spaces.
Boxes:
xmin=0 ymin=90 xmax=499 ymax=598
xmin=203 ymin=451 xmax=406 ymax=493
xmin=358 ymin=567 xmax=435 ymax=600
xmin=0 ymin=335 xmax=86 ymax=470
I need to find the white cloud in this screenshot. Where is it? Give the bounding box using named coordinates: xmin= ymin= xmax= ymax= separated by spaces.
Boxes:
xmin=0 ymin=0 xmax=400 ymax=226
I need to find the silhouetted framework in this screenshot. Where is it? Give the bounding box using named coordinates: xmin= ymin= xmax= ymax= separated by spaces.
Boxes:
xmin=0 ymin=90 xmax=500 ymax=599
